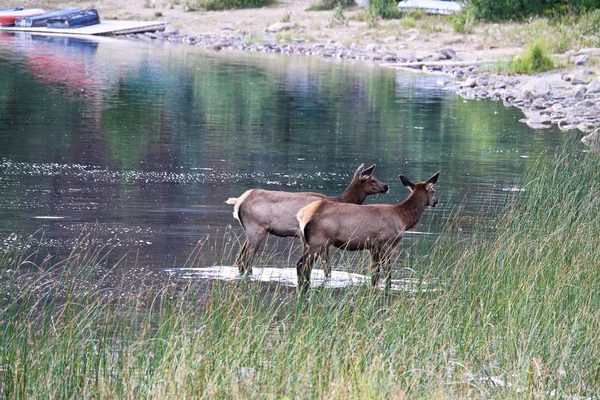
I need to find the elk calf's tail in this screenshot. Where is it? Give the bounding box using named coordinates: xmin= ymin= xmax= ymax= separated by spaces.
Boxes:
xmin=225 ymin=198 xmax=238 ymax=205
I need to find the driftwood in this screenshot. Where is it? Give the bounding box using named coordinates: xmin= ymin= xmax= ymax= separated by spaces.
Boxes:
xmin=381 ymin=60 xmax=493 ymax=69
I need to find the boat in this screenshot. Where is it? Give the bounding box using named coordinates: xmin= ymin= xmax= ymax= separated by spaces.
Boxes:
xmin=397 ymin=0 xmax=462 ymax=15
xmin=0 ymin=7 xmax=24 ymax=12
xmin=0 ymin=8 xmax=45 ymax=26
xmin=46 ymin=8 xmax=100 ymax=29
xmin=15 ymin=8 xmax=81 ymax=27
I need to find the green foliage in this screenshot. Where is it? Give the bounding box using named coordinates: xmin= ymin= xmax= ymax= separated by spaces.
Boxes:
xmin=307 ymin=0 xmax=355 ymax=11
xmin=452 ymin=9 xmax=476 ymax=33
xmin=399 ymin=16 xmax=416 ymax=29
xmin=368 ymin=0 xmax=402 ymax=20
xmin=328 ymin=3 xmax=347 ymax=27
xmin=464 ymin=0 xmax=600 ymax=21
xmin=505 ymin=39 xmax=554 ymax=74
xmin=187 ymin=0 xmax=274 ymax=11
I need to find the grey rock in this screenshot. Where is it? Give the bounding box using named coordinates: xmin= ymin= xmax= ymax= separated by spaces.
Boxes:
xmin=266 ymin=22 xmax=296 ymax=33
xmin=526 ymin=114 xmax=553 ymax=129
xmin=578 ymin=122 xmax=597 ymax=133
xmin=577 ymin=100 xmax=594 ymax=108
xmin=571 ymin=76 xmax=588 ymax=85
xmin=571 ymin=53 xmax=590 ymax=65
xmin=164 ymin=26 xmax=179 ymax=35
xmin=438 ymin=47 xmax=461 ymax=61
xmin=382 ymin=36 xmax=397 ymax=43
xmin=586 ymin=77 xmax=600 ymax=93
xmin=531 ymin=98 xmax=546 ymax=110
xmin=557 ymin=120 xmax=579 ymax=131
xmin=461 ymin=77 xmax=477 ymax=88
xmin=365 ymin=43 xmax=378 ymax=52
xmin=581 ymin=128 xmax=600 ymax=147
xmin=567 ymin=86 xmax=586 ymax=100
xmin=519 ymin=79 xmax=551 ymax=100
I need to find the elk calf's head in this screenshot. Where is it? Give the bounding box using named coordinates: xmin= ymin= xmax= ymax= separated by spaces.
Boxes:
xmin=400 ymin=171 xmax=439 ymax=207
xmin=354 ymin=163 xmax=389 ymax=195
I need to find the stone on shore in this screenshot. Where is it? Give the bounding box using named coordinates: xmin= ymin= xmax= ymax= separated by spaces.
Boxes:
xmin=571 ymin=54 xmax=590 ymax=65
xmin=586 ymin=78 xmax=600 ymax=94
xmin=266 ymin=22 xmax=296 ymax=33
xmin=581 ymin=129 xmax=600 ymax=149
xmin=438 ymin=47 xmax=461 ymax=61
xmin=519 ymin=79 xmax=551 ymax=101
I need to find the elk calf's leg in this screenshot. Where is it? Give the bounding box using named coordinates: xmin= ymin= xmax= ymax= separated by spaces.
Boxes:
xmin=235 ymin=241 xmax=250 ymax=274
xmin=370 ymin=248 xmax=382 ymax=287
xmin=382 ymin=251 xmax=393 ymax=293
xmin=296 ymin=250 xmax=318 ymax=293
xmin=321 ymin=250 xmax=332 ymax=278
xmin=237 ymin=226 xmax=267 ymax=275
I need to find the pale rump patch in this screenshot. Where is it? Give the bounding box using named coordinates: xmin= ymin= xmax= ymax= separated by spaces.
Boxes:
xmin=232 ymin=190 xmax=254 ymax=222
xmin=297 ymin=200 xmax=322 ymax=236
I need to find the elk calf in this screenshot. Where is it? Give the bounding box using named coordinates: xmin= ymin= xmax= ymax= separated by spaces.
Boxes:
xmin=296 ymin=171 xmax=439 ymax=292
xmin=227 ymin=164 xmax=389 ymax=274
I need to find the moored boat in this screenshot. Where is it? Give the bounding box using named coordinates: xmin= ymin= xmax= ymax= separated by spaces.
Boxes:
xmin=15 ymin=8 xmax=81 ymax=27
xmin=397 ymin=0 xmax=462 ymax=15
xmin=0 ymin=8 xmax=45 ymax=26
xmin=46 ymin=8 xmax=100 ymax=29
xmin=0 ymin=7 xmax=24 ymax=12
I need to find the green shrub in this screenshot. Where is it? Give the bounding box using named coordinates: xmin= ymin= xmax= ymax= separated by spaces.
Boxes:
xmin=452 ymin=9 xmax=476 ymax=33
xmin=307 ymin=0 xmax=355 ymax=11
xmin=506 ymin=39 xmax=554 ymax=74
xmin=368 ymin=0 xmax=402 ymax=20
xmin=196 ymin=0 xmax=274 ymax=11
xmin=464 ymin=0 xmax=600 ymax=21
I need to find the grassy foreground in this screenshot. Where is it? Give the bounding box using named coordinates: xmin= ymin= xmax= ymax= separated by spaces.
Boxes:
xmin=1 ymin=148 xmax=600 ymax=398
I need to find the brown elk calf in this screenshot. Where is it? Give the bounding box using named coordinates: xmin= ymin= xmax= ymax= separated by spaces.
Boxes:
xmin=226 ymin=164 xmax=389 ymax=274
xmin=296 ymin=171 xmax=439 ymax=292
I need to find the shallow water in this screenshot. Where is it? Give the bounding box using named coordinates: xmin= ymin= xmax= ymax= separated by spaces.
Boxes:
xmin=0 ymin=32 xmax=572 ymax=281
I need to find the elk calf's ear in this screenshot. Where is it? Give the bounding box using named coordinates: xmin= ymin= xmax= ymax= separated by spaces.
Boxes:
xmin=426 ymin=171 xmax=440 ymax=185
xmin=354 ymin=163 xmax=365 ymax=176
xmin=399 ymin=175 xmax=415 ymax=190
xmin=361 ymin=164 xmax=376 ymax=177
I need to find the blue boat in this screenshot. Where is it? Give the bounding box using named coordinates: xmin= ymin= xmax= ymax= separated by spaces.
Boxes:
xmin=15 ymin=8 xmax=81 ymax=27
xmin=0 ymin=7 xmax=24 ymax=13
xmin=46 ymin=8 xmax=99 ymax=29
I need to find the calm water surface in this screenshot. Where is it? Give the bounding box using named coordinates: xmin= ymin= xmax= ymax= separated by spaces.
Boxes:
xmin=0 ymin=33 xmax=571 ymax=277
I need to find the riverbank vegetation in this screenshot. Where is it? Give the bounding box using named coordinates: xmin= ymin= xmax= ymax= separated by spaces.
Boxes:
xmin=1 ymin=145 xmax=598 ymax=398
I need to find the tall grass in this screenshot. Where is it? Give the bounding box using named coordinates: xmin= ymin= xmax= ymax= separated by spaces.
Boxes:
xmin=1 ymin=147 xmax=599 ymax=398
xmin=502 ymin=39 xmax=555 ymax=74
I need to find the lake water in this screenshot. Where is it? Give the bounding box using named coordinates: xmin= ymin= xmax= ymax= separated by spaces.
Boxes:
xmin=0 ymin=32 xmax=571 ymax=280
